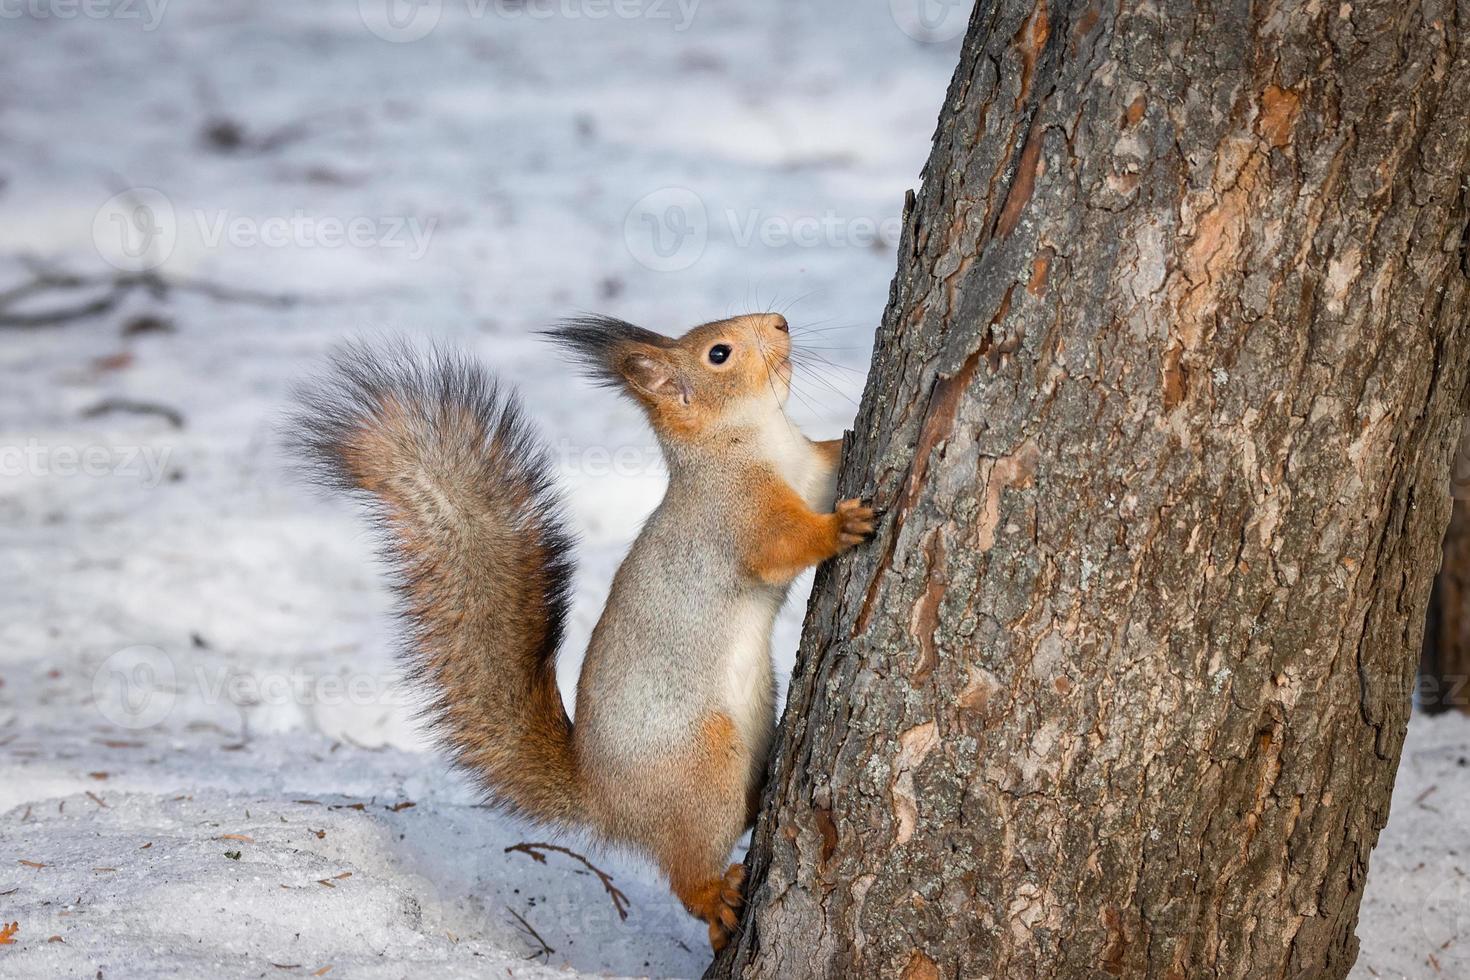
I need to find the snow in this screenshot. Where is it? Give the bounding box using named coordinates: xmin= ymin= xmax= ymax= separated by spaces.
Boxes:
xmin=1351 ymin=715 xmax=1470 ymax=980
xmin=0 ymin=2 xmax=1460 ymax=978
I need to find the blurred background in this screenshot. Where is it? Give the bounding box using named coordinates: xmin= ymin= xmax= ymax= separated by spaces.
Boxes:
xmin=0 ymin=2 xmax=1462 ymax=978
xmin=0 ymin=2 xmax=970 ymax=976
xmin=0 ymin=0 xmax=966 ymax=762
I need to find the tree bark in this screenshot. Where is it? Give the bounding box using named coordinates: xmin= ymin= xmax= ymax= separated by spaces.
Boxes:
xmin=712 ymin=2 xmax=1470 ymax=978
xmin=1419 ymin=421 xmax=1470 ymax=713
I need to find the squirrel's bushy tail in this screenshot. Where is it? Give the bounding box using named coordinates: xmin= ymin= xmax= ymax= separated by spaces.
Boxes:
xmin=288 ymin=340 xmax=580 ymax=825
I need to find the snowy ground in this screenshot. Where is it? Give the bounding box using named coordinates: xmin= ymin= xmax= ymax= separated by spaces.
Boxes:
xmin=0 ymin=2 xmax=1461 ymax=977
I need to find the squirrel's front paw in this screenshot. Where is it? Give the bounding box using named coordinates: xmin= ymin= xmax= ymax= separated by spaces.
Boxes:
xmin=835 ymin=498 xmax=878 ymax=547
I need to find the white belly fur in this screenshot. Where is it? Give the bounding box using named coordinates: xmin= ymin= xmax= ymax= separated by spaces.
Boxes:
xmin=725 ymin=591 xmax=779 ymax=777
xmin=722 ymin=401 xmax=835 ymax=768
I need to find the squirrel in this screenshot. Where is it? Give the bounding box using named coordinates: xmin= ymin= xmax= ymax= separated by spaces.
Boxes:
xmin=287 ymin=312 xmax=877 ymax=951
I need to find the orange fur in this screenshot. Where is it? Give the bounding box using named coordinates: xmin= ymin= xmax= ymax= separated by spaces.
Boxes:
xmin=547 ymin=315 xmax=877 ymax=944
xmin=557 ymin=313 xmax=795 ymax=449
xmin=814 ymin=437 xmax=844 ymax=469
xmin=743 ymin=474 xmax=875 ymax=585
xmin=302 ymin=323 xmax=879 ymax=954
xmin=672 ymin=863 xmax=747 ymax=952
xmin=293 ymin=347 xmax=581 ymax=826
xmin=654 ymin=713 xmax=749 ymax=951
xmin=349 ymin=401 xmax=580 ymax=820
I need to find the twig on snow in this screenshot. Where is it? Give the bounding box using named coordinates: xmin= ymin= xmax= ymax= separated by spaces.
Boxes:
xmin=0 ymin=260 xmax=300 ymax=329
xmin=507 ymin=907 xmax=554 ymax=961
xmin=80 ymin=397 xmax=186 ymax=430
xmin=504 ymin=841 xmax=630 ymax=920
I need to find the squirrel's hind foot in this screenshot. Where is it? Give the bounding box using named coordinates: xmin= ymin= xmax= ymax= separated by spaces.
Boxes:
xmin=677 ymin=863 xmax=746 ymax=952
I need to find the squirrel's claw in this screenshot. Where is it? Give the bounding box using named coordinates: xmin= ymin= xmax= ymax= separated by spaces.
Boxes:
xmin=836 ymin=498 xmax=879 ymax=546
xmin=703 ymin=863 xmax=746 ymax=952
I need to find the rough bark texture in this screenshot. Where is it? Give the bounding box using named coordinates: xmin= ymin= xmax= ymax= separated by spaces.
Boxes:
xmin=711 ymin=2 xmax=1470 ymax=978
xmin=1420 ymin=422 xmax=1470 ymax=713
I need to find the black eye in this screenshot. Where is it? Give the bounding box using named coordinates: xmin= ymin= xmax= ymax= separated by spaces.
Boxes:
xmin=708 ymin=344 xmax=731 ymax=365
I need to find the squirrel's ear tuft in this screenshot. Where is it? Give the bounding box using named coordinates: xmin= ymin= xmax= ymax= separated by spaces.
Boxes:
xmin=544 ymin=315 xmax=679 ymax=396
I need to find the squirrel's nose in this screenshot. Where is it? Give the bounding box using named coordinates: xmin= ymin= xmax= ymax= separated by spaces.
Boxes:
xmin=771 ymin=315 xmax=789 ymax=333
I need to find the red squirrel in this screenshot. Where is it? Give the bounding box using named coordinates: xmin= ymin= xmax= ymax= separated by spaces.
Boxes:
xmin=289 ymin=312 xmax=876 ymax=950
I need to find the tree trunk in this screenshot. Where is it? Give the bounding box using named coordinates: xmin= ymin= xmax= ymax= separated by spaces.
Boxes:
xmin=1420 ymin=421 xmax=1470 ymax=713
xmin=712 ymin=2 xmax=1470 ymax=978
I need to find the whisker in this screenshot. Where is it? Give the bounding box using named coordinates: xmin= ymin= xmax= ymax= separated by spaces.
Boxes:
xmin=753 ymin=329 xmax=802 ymax=436
xmin=792 ymin=344 xmax=859 ymax=363
xmin=794 ymin=372 xmax=861 ymax=409
xmin=789 ymin=354 xmax=863 ymax=403
xmin=790 ymin=351 xmax=861 ymax=375
xmin=777 ymin=291 xmax=817 ymax=317
xmin=783 ymin=378 xmax=824 ymax=419
xmin=745 ymin=281 xmax=764 ymax=320
xmin=790 ymin=330 xmax=860 ymax=341
xmin=793 ymin=354 xmax=858 ymax=393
